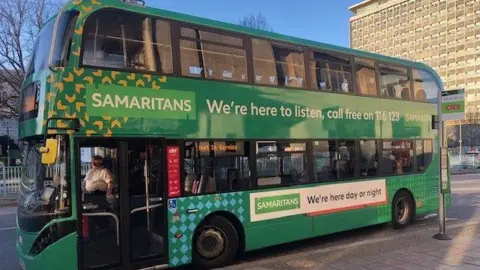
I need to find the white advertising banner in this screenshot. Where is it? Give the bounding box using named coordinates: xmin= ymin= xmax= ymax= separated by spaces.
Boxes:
xmin=249 ymin=179 xmax=388 ymax=222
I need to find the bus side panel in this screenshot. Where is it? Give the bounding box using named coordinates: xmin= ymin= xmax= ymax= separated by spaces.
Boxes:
xmin=312 ymin=206 xmax=388 ymax=237
xmin=311 ymin=173 xmax=440 ymax=237
xmin=16 ymin=231 xmax=77 ymax=270
xmin=244 ymin=215 xmax=313 ymax=251
xmin=167 ymin=192 xmax=249 ymax=268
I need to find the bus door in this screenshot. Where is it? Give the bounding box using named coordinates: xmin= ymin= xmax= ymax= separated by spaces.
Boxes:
xmin=76 ymin=138 xmax=169 ymax=270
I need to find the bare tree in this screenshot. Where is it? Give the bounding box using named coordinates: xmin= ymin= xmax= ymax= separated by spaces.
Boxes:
xmin=460 ymin=109 xmax=480 ymax=147
xmin=0 ymin=0 xmax=62 ymax=119
xmin=239 ymin=13 xmax=273 ymax=31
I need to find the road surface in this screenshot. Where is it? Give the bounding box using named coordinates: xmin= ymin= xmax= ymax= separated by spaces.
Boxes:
xmin=0 ymin=174 xmax=479 ymax=270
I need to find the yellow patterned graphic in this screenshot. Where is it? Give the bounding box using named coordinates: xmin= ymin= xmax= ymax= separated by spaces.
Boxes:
xmin=82 ymin=5 xmax=93 ymax=13
xmin=66 ymin=94 xmax=76 ymax=104
xmin=64 ymin=73 xmax=74 ymax=82
xmin=93 ymin=70 xmax=102 ymax=77
xmin=118 ymin=80 xmax=127 ymax=87
xmin=74 ymin=68 xmax=84 ymax=76
xmin=102 ymin=76 xmax=112 ymax=84
xmin=55 ymin=82 xmax=64 ymax=92
xmin=136 ymin=79 xmax=145 ymax=87
xmin=42 ymin=0 xmax=170 ymax=138
xmin=75 ymin=84 xmax=86 ymax=93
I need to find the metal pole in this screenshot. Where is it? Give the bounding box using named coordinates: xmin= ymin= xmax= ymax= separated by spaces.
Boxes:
xmin=434 ymin=92 xmax=452 ymax=241
xmin=459 ymin=123 xmax=462 ymax=167
xmin=144 ymin=151 xmax=150 ymax=233
xmin=6 ymin=125 xmax=10 ymax=167
xmin=1 ymin=163 xmax=6 ymax=197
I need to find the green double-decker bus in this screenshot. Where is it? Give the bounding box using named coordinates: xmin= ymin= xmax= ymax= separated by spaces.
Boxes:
xmin=16 ymin=0 xmax=449 ymax=269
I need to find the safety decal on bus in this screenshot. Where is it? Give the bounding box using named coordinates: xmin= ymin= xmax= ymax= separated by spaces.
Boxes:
xmin=249 ymin=179 xmax=387 ymax=222
xmin=168 ymin=199 xmax=177 ymax=209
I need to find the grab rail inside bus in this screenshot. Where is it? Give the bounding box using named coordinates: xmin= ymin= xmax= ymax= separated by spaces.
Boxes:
xmin=82 ymin=212 xmax=120 ymax=245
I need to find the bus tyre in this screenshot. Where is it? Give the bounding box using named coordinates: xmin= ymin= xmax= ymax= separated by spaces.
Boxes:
xmin=193 ymin=215 xmax=238 ymax=269
xmin=392 ymin=190 xmax=414 ymax=230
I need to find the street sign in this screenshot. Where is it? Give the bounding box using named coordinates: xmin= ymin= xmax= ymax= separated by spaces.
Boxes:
xmin=440 ymin=147 xmax=449 ymax=193
xmin=441 ymin=89 xmax=465 ymax=121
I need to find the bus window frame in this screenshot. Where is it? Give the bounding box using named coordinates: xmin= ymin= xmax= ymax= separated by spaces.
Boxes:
xmin=177 ymin=23 xmax=249 ymax=83
xmin=79 ymin=8 xmax=178 ymax=76
xmin=377 ymin=61 xmax=415 ymax=101
xmin=174 ymin=138 xmax=435 ymax=196
xmin=75 ymin=7 xmax=440 ymax=104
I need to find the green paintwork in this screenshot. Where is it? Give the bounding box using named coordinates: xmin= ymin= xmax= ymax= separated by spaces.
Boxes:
xmin=16 ymin=0 xmax=450 ymax=269
xmin=17 ymin=230 xmax=78 ymax=270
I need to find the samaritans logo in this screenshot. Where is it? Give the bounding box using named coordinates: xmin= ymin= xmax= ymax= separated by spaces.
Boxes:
xmin=255 ymin=193 xmax=301 ymax=214
xmin=86 ymin=85 xmax=196 ymax=120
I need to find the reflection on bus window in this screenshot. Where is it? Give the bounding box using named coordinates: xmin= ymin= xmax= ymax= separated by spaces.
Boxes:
xmin=382 ymin=140 xmax=414 ymax=175
xmin=179 ymin=28 xmax=247 ymax=82
xmin=412 ymin=69 xmax=440 ymax=103
xmin=256 ymin=141 xmax=308 ymax=186
xmin=184 ymin=141 xmax=250 ymax=194
xmin=82 ymin=10 xmax=173 ymax=73
xmin=359 ymin=140 xmax=378 ymax=177
xmin=379 ymin=63 xmax=411 ymax=100
xmin=355 ymin=58 xmax=377 ymax=96
xmin=313 ymin=140 xmax=355 ymax=181
xmin=310 ymin=51 xmax=353 ymax=93
xmin=416 ymin=140 xmax=433 ymax=172
xmin=252 ymin=39 xmax=305 ymax=88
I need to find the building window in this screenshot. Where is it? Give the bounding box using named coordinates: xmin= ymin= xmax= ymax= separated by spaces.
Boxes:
xmin=82 ymin=10 xmax=173 ymax=73
xmin=256 ymin=141 xmax=308 ymax=186
xmin=310 ymin=51 xmax=353 ymax=93
xmin=412 ymin=68 xmax=440 ymax=103
xmin=382 ymin=140 xmax=414 ymax=175
xmin=180 ymin=27 xmax=247 ymax=82
xmin=184 ymin=141 xmax=250 ymax=194
xmin=313 ymin=140 xmax=355 ymax=181
xmin=252 ymin=39 xmax=305 ymax=88
xmin=379 ymin=64 xmax=411 ymax=100
xmin=355 ymin=58 xmax=377 ymax=96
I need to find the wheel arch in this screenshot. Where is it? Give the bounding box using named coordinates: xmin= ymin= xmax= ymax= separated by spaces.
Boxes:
xmin=393 ymin=188 xmax=416 ymax=217
xmin=194 ymin=211 xmax=246 ymax=255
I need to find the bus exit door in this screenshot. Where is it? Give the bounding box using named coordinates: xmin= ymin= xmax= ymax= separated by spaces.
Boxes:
xmin=77 ymin=138 xmax=170 ymax=270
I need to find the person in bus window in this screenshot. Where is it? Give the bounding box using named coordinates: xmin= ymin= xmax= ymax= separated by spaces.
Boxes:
xmin=83 ymin=155 xmax=114 ymax=201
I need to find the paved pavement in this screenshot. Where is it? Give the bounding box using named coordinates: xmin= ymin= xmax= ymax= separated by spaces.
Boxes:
xmin=1 ymin=174 xmax=480 ymax=270
xmin=223 ymin=219 xmax=480 ymax=270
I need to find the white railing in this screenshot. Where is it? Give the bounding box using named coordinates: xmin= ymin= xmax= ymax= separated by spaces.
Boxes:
xmin=1 ymin=164 xmax=92 ymax=196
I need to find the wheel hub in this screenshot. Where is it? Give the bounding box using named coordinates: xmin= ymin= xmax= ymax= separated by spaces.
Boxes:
xmin=395 ymin=198 xmax=410 ymax=224
xmin=196 ymin=228 xmax=226 ymax=259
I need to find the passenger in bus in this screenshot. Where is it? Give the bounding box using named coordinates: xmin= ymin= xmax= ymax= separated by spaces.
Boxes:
xmin=393 ymin=155 xmax=404 ymax=174
xmin=83 ymin=155 xmax=115 ymax=202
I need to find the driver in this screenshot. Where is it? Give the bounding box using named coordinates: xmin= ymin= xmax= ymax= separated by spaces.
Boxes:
xmin=84 ymin=155 xmax=114 ymax=200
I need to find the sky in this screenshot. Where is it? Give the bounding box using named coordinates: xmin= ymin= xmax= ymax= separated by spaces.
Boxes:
xmin=150 ymin=0 xmax=360 ymax=48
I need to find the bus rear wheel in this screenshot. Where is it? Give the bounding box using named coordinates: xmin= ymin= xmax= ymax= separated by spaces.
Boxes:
xmin=392 ymin=190 xmax=414 ymax=230
xmin=192 ymin=215 xmax=238 ymax=269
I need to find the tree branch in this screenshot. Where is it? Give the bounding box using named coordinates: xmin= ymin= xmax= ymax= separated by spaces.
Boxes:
xmin=0 ymin=0 xmax=62 ymax=120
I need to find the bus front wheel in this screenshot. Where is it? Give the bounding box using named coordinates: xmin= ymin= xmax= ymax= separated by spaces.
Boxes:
xmin=192 ymin=215 xmax=238 ymax=269
xmin=391 ymin=190 xmax=414 ymax=230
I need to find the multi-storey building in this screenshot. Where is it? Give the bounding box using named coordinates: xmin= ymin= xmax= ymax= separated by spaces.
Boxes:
xmin=349 ymin=0 xmax=480 ymax=117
